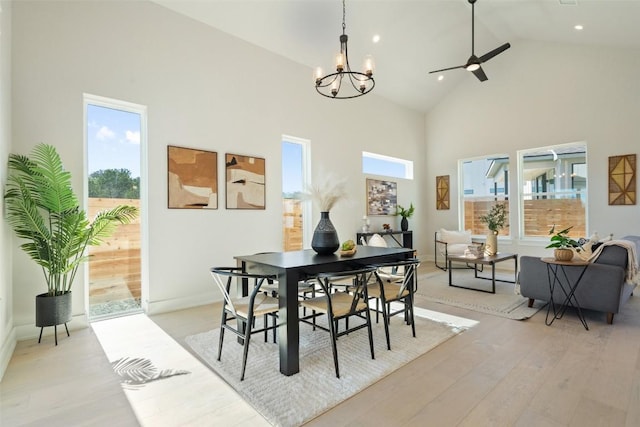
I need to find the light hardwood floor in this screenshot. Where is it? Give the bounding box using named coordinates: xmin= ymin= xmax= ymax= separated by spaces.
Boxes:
xmin=2 ymin=268 xmax=640 ymax=426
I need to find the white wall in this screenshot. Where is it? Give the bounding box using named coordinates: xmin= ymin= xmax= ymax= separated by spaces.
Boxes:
xmin=10 ymin=1 xmax=424 ymax=336
xmin=424 ymin=40 xmax=640 ymax=259
xmin=0 ymin=0 xmax=15 ymax=379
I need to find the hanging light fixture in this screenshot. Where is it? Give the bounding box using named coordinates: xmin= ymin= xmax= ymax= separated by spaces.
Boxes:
xmin=314 ymin=0 xmax=375 ymax=99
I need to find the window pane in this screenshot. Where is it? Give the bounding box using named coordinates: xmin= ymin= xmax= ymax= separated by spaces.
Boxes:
xmin=362 ymin=151 xmax=413 ymax=180
xmin=461 ymin=156 xmax=510 ymax=235
xmin=520 ymin=143 xmax=587 ymax=238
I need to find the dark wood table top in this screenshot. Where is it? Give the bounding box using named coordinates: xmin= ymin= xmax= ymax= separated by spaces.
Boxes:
xmin=235 ymin=245 xmax=415 ymax=270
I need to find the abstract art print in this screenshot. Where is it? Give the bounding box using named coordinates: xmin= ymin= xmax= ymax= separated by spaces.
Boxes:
xmin=226 ymin=153 xmax=266 ymax=209
xmin=436 ymin=175 xmax=450 ymax=210
xmin=366 ymin=178 xmax=397 ymax=216
xmin=609 ymin=154 xmax=636 ymax=205
xmin=167 ymin=145 xmax=217 ymax=209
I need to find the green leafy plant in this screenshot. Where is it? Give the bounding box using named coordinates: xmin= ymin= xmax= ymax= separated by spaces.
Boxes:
xmin=396 ymin=203 xmax=415 ymax=218
xmin=545 ymin=225 xmax=580 ymax=249
xmin=4 ymin=143 xmax=139 ymax=296
xmin=479 ymin=203 xmax=508 ymax=232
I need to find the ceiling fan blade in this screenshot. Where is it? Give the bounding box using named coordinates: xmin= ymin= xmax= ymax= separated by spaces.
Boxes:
xmin=478 ymin=43 xmax=511 ymax=63
xmin=429 ymin=65 xmax=465 ymax=74
xmin=471 ymin=66 xmax=488 ymax=82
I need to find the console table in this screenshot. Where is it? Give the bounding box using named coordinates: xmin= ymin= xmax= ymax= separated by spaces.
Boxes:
xmin=357 ymin=230 xmax=413 ymax=249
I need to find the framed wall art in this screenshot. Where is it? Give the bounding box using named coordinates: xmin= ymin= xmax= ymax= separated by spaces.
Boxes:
xmin=167 ymin=145 xmax=218 ymax=209
xmin=366 ymin=178 xmax=397 ymax=216
xmin=436 ymin=175 xmax=450 ymax=210
xmin=609 ymin=153 xmax=636 ymax=205
xmin=226 ymin=153 xmax=266 ymax=209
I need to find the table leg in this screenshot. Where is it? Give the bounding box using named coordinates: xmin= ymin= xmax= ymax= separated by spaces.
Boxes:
xmin=491 ymin=261 xmax=496 ymax=293
xmin=545 ymin=263 xmax=589 ymax=330
xmin=278 ymin=271 xmax=300 ymax=376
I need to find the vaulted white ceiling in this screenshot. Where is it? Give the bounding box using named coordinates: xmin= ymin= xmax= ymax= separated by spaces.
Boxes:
xmin=153 ymin=0 xmax=640 ymax=113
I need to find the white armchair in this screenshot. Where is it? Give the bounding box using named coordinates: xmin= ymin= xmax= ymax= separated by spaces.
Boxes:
xmin=434 ymin=229 xmax=473 ymax=271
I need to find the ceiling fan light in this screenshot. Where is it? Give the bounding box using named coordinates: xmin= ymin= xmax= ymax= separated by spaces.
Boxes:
xmin=466 ymin=63 xmax=480 ymax=71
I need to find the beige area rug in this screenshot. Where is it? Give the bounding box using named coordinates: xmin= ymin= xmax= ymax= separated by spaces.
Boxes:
xmin=417 ymin=267 xmax=547 ymax=320
xmin=186 ymin=311 xmax=467 ymax=427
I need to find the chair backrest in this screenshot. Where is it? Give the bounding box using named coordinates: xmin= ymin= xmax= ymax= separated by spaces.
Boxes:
xmin=210 ymin=267 xmax=276 ymax=316
xmin=373 ymin=258 xmax=420 ymax=297
xmin=316 ymin=266 xmax=377 ymax=314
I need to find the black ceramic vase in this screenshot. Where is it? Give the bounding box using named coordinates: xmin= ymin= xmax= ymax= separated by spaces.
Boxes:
xmin=311 ymin=211 xmax=340 ymax=255
xmin=401 ymin=217 xmax=409 ymax=232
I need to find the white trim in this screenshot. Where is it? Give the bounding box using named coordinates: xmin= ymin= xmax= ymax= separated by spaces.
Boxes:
xmin=82 ymin=93 xmax=149 ymax=318
xmin=146 ymin=292 xmax=218 ymax=316
xmin=0 ymin=327 xmax=16 ymax=381
xmin=13 ymin=314 xmax=89 ymax=342
xmin=282 ymin=135 xmax=312 ymax=249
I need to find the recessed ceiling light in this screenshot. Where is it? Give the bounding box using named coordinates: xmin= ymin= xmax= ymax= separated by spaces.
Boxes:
xmin=438 ymin=75 xmax=444 ymax=81
xmin=574 ymin=24 xmax=584 ymax=30
xmin=372 ymin=34 xmax=380 ymax=43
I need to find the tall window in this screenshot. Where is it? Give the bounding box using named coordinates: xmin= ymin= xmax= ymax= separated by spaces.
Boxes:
xmin=362 ymin=151 xmax=413 ymax=180
xmin=460 ymin=155 xmax=510 ymax=235
xmin=282 ymin=136 xmax=311 ymax=251
xmin=84 ymin=94 xmax=146 ymax=319
xmin=519 ymin=142 xmax=587 ymax=238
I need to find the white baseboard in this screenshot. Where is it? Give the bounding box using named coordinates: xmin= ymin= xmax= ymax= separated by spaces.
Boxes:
xmin=0 ymin=327 xmax=17 ymax=381
xmin=13 ymin=313 xmax=89 ymax=342
xmin=146 ymin=292 xmax=217 ymax=315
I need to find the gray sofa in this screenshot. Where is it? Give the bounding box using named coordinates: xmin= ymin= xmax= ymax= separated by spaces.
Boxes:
xmin=519 ymin=235 xmax=640 ymax=324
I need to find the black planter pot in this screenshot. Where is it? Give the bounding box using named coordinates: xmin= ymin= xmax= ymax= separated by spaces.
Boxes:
xmin=400 ymin=217 xmax=409 ymax=232
xmin=311 ymin=211 xmax=340 ymax=255
xmin=36 ymin=291 xmax=72 ymax=345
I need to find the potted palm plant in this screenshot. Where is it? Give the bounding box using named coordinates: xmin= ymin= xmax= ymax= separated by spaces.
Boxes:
xmin=4 ymin=144 xmax=138 ymax=344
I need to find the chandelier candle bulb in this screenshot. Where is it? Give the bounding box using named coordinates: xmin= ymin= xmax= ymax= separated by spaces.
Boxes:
xmin=314 ymin=67 xmax=323 ymax=83
xmin=335 ymin=53 xmax=345 ymax=72
xmin=363 ymin=55 xmax=375 ymax=76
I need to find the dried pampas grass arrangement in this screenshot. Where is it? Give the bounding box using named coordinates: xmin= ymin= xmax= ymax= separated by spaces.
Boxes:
xmin=305 ymin=174 xmax=348 ymax=212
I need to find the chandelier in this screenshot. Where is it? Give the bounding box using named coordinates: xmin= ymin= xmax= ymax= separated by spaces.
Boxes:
xmin=314 ymin=0 xmax=375 ymax=99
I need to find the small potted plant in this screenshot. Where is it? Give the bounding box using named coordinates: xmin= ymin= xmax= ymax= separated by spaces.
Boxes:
xmin=546 ymin=225 xmax=580 ymax=261
xmin=479 ymin=203 xmax=507 ymax=255
xmin=396 ymin=203 xmax=414 ymax=232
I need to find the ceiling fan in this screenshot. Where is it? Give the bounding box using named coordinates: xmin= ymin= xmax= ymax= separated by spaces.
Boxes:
xmin=429 ymin=0 xmax=510 ymax=82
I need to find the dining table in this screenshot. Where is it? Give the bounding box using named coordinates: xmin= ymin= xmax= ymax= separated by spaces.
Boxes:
xmin=235 ymin=245 xmax=415 ymax=376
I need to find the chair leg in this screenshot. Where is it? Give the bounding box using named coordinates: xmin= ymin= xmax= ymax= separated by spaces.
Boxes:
xmin=272 ymin=314 xmax=277 ymax=343
xmin=217 ymin=311 xmax=228 ymax=361
xmin=365 ymin=308 xmax=375 ymax=360
xmin=380 ymin=297 xmax=391 ymax=351
xmin=240 ymin=314 xmax=253 ymax=381
xmin=328 ymin=314 xmax=340 ymax=378
xmin=408 ymin=295 xmax=416 ymax=338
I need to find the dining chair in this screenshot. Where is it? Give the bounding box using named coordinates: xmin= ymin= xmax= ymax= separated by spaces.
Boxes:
xmin=299 ymin=266 xmax=377 ymax=378
xmin=210 ymin=267 xmax=280 ymax=381
xmin=251 ymin=252 xmax=317 ymax=303
xmin=368 ymin=258 xmax=420 ymax=350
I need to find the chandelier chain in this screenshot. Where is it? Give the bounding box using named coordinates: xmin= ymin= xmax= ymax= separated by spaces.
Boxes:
xmin=342 ymin=0 xmax=346 ymax=35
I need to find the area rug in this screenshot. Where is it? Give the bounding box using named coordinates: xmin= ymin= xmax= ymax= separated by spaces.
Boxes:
xmin=416 ymin=268 xmax=547 ymax=320
xmin=185 ymin=312 xmax=465 ymax=427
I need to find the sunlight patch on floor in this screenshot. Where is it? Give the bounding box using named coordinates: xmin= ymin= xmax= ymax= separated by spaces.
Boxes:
xmin=91 ymin=313 xmax=268 ymax=427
